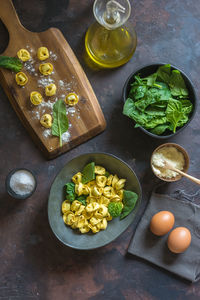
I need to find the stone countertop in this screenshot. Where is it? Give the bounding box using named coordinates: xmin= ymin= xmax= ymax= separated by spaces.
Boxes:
xmin=0 ymin=0 xmax=200 ymax=299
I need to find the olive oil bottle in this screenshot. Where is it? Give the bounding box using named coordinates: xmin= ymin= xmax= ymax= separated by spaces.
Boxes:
xmin=85 ymin=0 xmax=137 ymax=68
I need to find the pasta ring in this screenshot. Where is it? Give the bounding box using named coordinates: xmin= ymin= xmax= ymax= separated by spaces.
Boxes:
xmin=30 ymin=91 xmax=43 ymax=105
xmin=15 ymin=72 xmax=28 ymax=86
xmin=17 ymin=49 xmax=31 ymax=61
xmin=40 ymin=114 xmax=52 ymax=128
xmin=37 ymin=47 xmax=49 ymax=60
xmin=39 ymin=63 xmax=53 ymax=75
xmin=64 ymin=92 xmax=79 ymax=106
xmin=45 ymin=83 xmax=56 ymax=96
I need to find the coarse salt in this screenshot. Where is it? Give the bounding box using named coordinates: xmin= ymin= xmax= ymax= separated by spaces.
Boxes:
xmin=24 ymin=59 xmax=36 ymax=75
xmin=38 ymin=77 xmax=54 ymax=88
xmin=43 ymin=129 xmax=51 ymax=138
xmin=9 ymin=170 xmax=36 ymax=196
xmin=62 ymin=131 xmax=71 ymax=143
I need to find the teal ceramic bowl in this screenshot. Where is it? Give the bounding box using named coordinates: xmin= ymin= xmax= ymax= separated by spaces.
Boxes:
xmin=48 ymin=153 xmax=142 ymax=250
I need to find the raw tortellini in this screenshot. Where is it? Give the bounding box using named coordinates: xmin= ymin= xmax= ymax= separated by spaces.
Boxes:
xmin=40 ymin=114 xmax=52 ymax=128
xmin=61 ymin=165 xmax=126 ymax=234
xmin=30 ymin=91 xmax=43 ymax=105
xmin=37 ymin=47 xmax=49 ymax=61
xmin=15 ymin=72 xmax=28 ymax=86
xmin=45 ymin=83 xmax=57 ymax=96
xmin=17 ymin=49 xmax=31 ymax=61
xmin=65 ymin=92 xmax=79 ymax=106
xmin=39 ymin=62 xmax=53 ymax=75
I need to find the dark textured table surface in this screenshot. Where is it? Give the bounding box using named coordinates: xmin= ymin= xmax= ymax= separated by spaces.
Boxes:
xmin=0 ymin=0 xmax=200 ymax=299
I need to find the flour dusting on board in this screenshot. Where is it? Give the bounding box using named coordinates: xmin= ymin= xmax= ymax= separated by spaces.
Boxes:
xmin=13 ymin=44 xmax=93 ymax=153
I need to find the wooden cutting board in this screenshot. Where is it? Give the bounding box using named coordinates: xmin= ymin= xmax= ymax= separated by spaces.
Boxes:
xmin=0 ymin=0 xmax=106 ymax=159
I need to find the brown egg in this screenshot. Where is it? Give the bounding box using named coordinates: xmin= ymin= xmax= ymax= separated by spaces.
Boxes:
xmin=167 ymin=227 xmax=191 ymax=253
xmin=150 ymin=211 xmax=175 ymax=236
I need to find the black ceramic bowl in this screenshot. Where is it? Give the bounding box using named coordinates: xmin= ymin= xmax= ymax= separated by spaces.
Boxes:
xmin=48 ymin=153 xmax=142 ymax=250
xmin=5 ymin=168 xmax=37 ymax=200
xmin=122 ymin=63 xmax=197 ymax=139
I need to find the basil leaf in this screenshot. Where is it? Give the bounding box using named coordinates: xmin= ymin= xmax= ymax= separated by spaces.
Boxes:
xmin=0 ymin=56 xmax=22 ymax=72
xmin=120 ymin=190 xmax=138 ymax=220
xmin=81 ymin=162 xmax=95 ymax=184
xmin=52 ymin=100 xmax=68 ymax=147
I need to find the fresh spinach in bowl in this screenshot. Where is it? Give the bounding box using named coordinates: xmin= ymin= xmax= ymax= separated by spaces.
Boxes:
xmin=123 ymin=64 xmax=193 ymax=135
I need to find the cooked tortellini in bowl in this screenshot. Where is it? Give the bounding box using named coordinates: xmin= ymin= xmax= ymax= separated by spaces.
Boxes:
xmin=61 ymin=163 xmax=127 ymax=234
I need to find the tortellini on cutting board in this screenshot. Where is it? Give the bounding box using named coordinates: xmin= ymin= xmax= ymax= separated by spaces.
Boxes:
xmin=40 ymin=114 xmax=52 ymax=128
xmin=39 ymin=63 xmax=53 ymax=75
xmin=45 ymin=83 xmax=57 ymax=96
xmin=37 ymin=47 xmax=49 ymax=61
xmin=17 ymin=49 xmax=31 ymax=61
xmin=15 ymin=72 xmax=28 ymax=86
xmin=65 ymin=92 xmax=79 ymax=106
xmin=30 ymin=91 xmax=43 ymax=105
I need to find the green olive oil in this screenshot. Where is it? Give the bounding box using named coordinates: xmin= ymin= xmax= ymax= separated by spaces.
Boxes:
xmin=85 ymin=22 xmax=137 ymax=68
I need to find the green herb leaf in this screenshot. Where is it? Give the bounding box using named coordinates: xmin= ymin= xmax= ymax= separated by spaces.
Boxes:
xmin=169 ymin=70 xmax=189 ymax=97
xmin=120 ymin=190 xmax=138 ymax=220
xmin=76 ymin=195 xmax=87 ymax=206
xmin=166 ymin=99 xmax=184 ymax=133
xmin=105 ymin=171 xmax=110 ymax=178
xmin=65 ymin=182 xmax=76 ymax=202
xmin=0 ymin=56 xmax=23 ymax=72
xmin=157 ymin=64 xmax=171 ymax=84
xmin=108 ymin=202 xmax=123 ymax=218
xmin=81 ymin=162 xmax=95 ymax=184
xmin=150 ymin=124 xmax=170 ymax=135
xmin=52 ymin=100 xmax=68 ymax=147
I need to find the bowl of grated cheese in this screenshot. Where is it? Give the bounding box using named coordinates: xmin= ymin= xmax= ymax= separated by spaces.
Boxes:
xmin=151 ymin=143 xmax=190 ymax=182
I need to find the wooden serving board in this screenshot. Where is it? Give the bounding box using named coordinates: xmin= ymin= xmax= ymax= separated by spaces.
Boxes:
xmin=0 ymin=0 xmax=106 ymax=159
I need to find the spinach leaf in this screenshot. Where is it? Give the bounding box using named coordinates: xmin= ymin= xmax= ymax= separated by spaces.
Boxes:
xmin=181 ymin=99 xmax=193 ymax=114
xmin=76 ymin=195 xmax=87 ymax=206
xmin=157 ymin=64 xmax=171 ymax=84
xmin=82 ymin=162 xmax=95 ymax=184
xmin=65 ymin=182 xmax=76 ymax=202
xmin=52 ymin=100 xmax=69 ymax=147
xmin=108 ymin=202 xmax=123 ymax=218
xmin=146 ymin=73 xmax=157 ymax=86
xmin=151 ymin=124 xmax=170 ymax=135
xmin=105 ymin=171 xmax=110 ymax=178
xmin=145 ymin=116 xmax=168 ymax=129
xmin=65 ymin=183 xmax=87 ymax=205
xmin=123 ymin=98 xmax=152 ymax=127
xmin=169 ymin=70 xmax=189 ymax=97
xmin=0 ymin=56 xmax=23 ymax=72
xmin=120 ymin=190 xmax=138 ymax=220
xmin=166 ymin=99 xmax=184 ymax=132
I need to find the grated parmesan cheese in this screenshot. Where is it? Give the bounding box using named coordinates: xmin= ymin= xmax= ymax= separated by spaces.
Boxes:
xmin=151 ymin=146 xmax=185 ymax=178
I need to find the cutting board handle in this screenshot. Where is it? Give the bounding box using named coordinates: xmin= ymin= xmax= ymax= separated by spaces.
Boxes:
xmin=0 ymin=0 xmax=27 ymax=37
